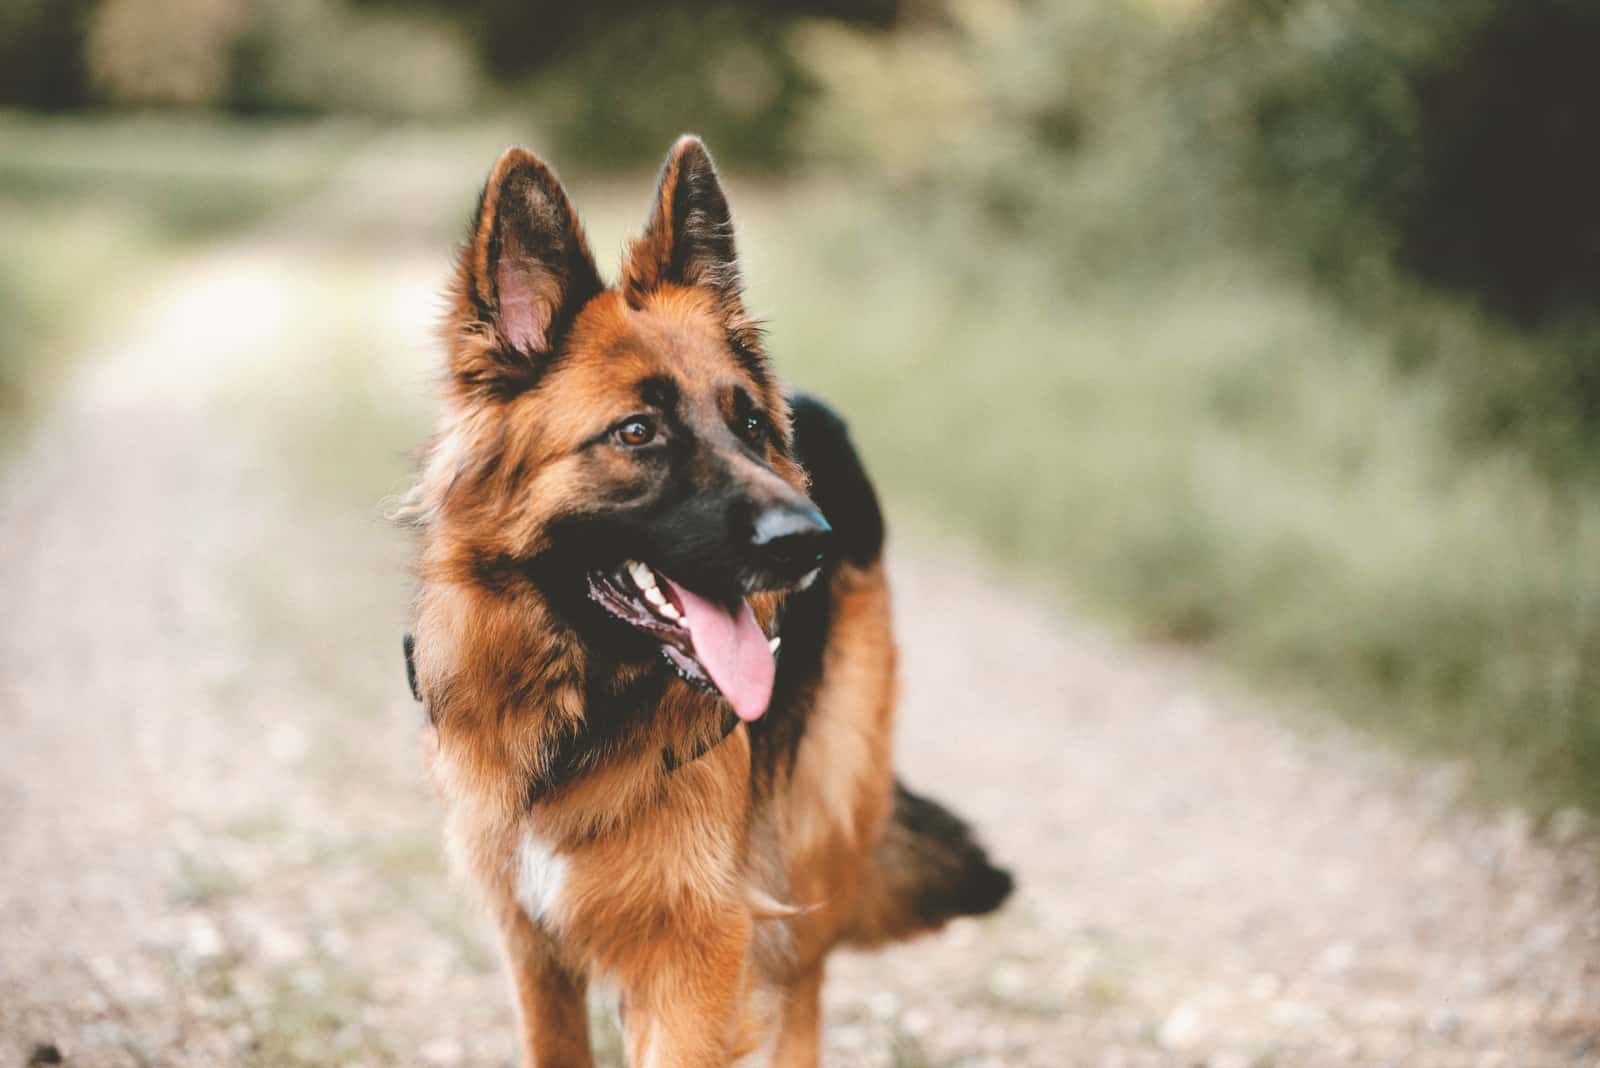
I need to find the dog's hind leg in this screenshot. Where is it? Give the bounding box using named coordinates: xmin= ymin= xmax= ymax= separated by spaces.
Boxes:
xmin=496 ymin=905 xmax=594 ymax=1068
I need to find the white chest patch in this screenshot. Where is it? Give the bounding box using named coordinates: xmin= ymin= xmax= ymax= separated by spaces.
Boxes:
xmin=515 ymin=832 xmax=570 ymax=924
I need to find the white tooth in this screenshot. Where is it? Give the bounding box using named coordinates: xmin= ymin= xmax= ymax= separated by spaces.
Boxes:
xmin=768 ymin=636 xmax=781 ymax=654
xmin=628 ymin=562 xmax=655 ymax=588
xmin=644 ymin=586 xmax=666 ymax=606
xmin=659 ymin=603 xmax=681 ymax=621
xmin=797 ymin=567 xmax=821 ymax=591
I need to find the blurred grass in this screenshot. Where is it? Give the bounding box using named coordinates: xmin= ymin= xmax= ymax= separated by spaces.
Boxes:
xmin=0 ymin=113 xmax=366 ymax=443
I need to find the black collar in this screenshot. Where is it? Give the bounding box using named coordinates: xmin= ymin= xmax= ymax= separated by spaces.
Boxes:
xmin=404 ymin=631 xmax=737 ymax=775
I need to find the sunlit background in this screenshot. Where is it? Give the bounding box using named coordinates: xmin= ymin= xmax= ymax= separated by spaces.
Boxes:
xmin=2 ymin=1 xmax=1598 ymax=1065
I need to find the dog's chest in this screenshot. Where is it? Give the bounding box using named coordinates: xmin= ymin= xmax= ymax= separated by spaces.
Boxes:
xmin=514 ymin=831 xmax=570 ymax=923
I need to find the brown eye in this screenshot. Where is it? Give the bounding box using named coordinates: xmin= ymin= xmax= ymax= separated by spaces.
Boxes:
xmin=613 ymin=416 xmax=656 ymax=447
xmin=739 ymin=414 xmax=767 ymax=445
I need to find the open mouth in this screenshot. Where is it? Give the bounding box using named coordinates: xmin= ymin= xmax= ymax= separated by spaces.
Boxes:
xmin=587 ymin=560 xmax=780 ymax=723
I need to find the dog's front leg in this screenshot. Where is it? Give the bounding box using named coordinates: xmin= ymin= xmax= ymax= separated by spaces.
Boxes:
xmin=497 ymin=904 xmax=594 ymax=1068
xmin=620 ymin=912 xmax=755 ymax=1068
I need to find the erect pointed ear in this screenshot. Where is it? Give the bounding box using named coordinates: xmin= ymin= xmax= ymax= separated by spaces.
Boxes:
xmin=453 ymin=147 xmax=603 ymax=394
xmin=621 ymin=135 xmax=745 ymax=311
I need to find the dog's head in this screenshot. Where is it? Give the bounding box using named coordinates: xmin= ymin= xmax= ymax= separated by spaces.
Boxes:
xmin=420 ymin=137 xmax=827 ymax=724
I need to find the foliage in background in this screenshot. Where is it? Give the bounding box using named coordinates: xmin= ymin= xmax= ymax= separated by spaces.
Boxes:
xmin=422 ymin=0 xmax=896 ymax=82
xmin=0 ymin=0 xmax=895 ymax=167
xmin=793 ymin=0 xmax=1600 ymax=467
xmin=776 ymin=0 xmax=1600 ymax=814
xmin=521 ymin=5 xmax=812 ymax=171
xmin=0 ymin=0 xmax=95 ymax=110
xmin=1203 ymin=0 xmax=1600 ymax=325
xmin=1188 ymin=0 xmax=1600 ymax=464
xmin=0 ymin=0 xmax=483 ymax=117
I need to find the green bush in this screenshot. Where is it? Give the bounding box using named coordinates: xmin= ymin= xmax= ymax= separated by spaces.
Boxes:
xmin=1185 ymin=0 xmax=1600 ymax=450
xmin=1201 ymin=0 xmax=1600 ymax=323
xmin=230 ymin=0 xmax=481 ymax=117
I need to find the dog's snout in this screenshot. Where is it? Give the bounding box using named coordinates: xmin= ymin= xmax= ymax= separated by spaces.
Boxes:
xmin=749 ymin=502 xmax=831 ymax=576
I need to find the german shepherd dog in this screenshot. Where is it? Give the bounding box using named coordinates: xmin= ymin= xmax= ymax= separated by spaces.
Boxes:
xmin=405 ymin=136 xmax=1012 ymax=1067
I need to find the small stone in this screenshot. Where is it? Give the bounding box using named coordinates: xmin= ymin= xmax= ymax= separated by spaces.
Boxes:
xmin=988 ymin=963 xmax=1028 ymax=1000
xmin=418 ymin=1036 xmax=463 ymax=1065
xmin=1158 ymin=1003 xmax=1207 ymax=1050
xmin=185 ymin=916 xmax=224 ymax=960
xmin=28 ymin=1044 xmax=64 ymax=1066
xmin=1317 ymin=941 xmax=1356 ymax=975
xmin=1247 ymin=972 xmax=1283 ymax=1000
xmin=1270 ymin=999 xmax=1329 ymax=1032
xmin=832 ymin=1024 xmax=868 ymax=1051
xmin=1548 ymin=806 xmax=1590 ymax=846
xmin=1208 ymin=1053 xmax=1252 ymax=1068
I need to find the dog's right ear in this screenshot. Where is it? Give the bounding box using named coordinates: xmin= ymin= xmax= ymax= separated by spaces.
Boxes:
xmin=452 ymin=147 xmax=603 ymax=397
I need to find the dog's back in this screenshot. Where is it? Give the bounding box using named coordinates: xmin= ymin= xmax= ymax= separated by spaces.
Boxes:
xmin=754 ymin=394 xmax=1011 ymax=967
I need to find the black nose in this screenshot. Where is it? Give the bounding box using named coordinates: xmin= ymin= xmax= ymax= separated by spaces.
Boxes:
xmin=749 ymin=502 xmax=832 ymax=577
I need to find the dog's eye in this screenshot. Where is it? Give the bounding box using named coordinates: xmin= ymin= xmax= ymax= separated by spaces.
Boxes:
xmin=738 ymin=414 xmax=767 ymax=445
xmin=613 ymin=416 xmax=657 ymax=447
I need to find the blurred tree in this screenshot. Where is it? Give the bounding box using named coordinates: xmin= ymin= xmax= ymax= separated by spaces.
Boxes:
xmin=375 ymin=0 xmax=902 ymax=167
xmin=228 ymin=0 xmax=479 ymax=117
xmin=792 ymin=0 xmax=1600 ymax=448
xmin=88 ymin=0 xmax=247 ymax=108
xmin=0 ymin=0 xmax=94 ymax=109
xmin=77 ymin=0 xmax=480 ymax=116
xmin=526 ymin=4 xmax=820 ymax=169
xmin=1219 ymin=0 xmax=1600 ymax=327
xmin=1403 ymin=1 xmax=1600 ymax=324
xmin=1203 ymin=0 xmax=1600 ymax=431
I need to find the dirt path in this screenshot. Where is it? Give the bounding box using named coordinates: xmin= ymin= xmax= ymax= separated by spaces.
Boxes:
xmin=2 ymin=139 xmax=1598 ymax=1068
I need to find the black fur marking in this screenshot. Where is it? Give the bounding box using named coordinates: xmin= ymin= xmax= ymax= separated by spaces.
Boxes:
xmin=728 ymin=333 xmax=772 ymax=396
xmin=468 ymin=552 xmax=541 ymax=596
xmin=525 ymin=664 xmax=673 ymax=805
xmin=892 ymin=780 xmax=1015 ymax=922
xmin=748 ymin=393 xmax=886 ymax=784
xmin=789 ymin=393 xmax=884 ymax=567
xmin=662 ymin=709 xmax=741 ymax=774
xmin=637 ymin=374 xmax=681 ymax=412
xmin=403 ymin=632 xmax=420 ymax=702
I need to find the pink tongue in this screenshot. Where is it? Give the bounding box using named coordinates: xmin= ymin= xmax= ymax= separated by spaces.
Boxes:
xmin=663 ymin=578 xmax=775 ymax=722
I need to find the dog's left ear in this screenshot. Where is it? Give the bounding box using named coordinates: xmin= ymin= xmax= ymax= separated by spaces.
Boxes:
xmin=621 ymin=135 xmax=746 ymax=313
xmin=453 ymin=147 xmax=603 ymax=396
